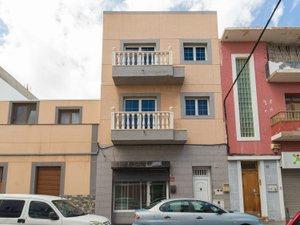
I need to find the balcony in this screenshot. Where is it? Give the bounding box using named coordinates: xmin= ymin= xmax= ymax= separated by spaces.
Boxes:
xmin=112 ymin=49 xmax=185 ymax=85
xmin=266 ymin=61 xmax=300 ymax=83
xmin=111 ymin=111 xmax=187 ymax=145
xmin=271 ymin=111 xmax=300 ymax=141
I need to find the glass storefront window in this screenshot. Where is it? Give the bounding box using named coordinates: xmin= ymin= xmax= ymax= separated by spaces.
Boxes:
xmin=114 ymin=181 xmax=167 ymax=211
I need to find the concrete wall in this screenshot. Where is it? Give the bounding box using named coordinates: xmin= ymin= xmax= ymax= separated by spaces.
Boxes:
xmin=100 ymin=12 xmax=226 ymax=146
xmin=95 ymin=144 xmax=229 ymax=224
xmin=264 ymin=160 xmax=282 ymax=220
xmin=0 ymin=100 xmax=100 ymax=196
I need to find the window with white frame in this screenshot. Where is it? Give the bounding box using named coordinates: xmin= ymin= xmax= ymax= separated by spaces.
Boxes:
xmin=185 ymin=97 xmax=209 ymax=116
xmin=114 ymin=181 xmax=167 ymax=211
xmin=183 ymin=43 xmax=206 ymax=61
xmin=233 ymin=56 xmax=259 ymax=140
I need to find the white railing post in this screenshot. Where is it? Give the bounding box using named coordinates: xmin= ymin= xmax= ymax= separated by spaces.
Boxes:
xmin=169 ymin=112 xmax=174 ymax=129
xmin=168 ymin=46 xmax=173 ymax=65
xmin=112 ymin=47 xmax=116 ymax=66
xmin=111 ymin=112 xmax=115 ymax=129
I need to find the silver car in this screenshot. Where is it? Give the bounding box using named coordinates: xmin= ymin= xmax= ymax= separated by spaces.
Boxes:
xmin=132 ymin=199 xmax=263 ymax=225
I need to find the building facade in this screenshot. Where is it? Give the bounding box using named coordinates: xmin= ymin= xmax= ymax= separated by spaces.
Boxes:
xmin=0 ymin=98 xmax=100 ymax=212
xmin=221 ymin=28 xmax=300 ymax=221
xmin=96 ymin=12 xmax=229 ymax=224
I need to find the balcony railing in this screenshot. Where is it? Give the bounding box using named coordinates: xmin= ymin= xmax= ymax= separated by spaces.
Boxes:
xmin=112 ymin=50 xmax=173 ymax=66
xmin=271 ymin=111 xmax=300 ymax=125
xmin=111 ymin=111 xmax=174 ymax=130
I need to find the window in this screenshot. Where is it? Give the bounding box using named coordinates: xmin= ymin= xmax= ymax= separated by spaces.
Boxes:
xmin=160 ymin=200 xmax=191 ymax=213
xmin=29 ymin=201 xmax=56 ymax=219
xmin=114 ymin=181 xmax=167 ymax=211
xmin=285 ymin=94 xmax=300 ymax=111
xmin=0 ymin=200 xmax=25 ymax=218
xmin=183 ymin=44 xmax=206 ymax=61
xmin=185 ymin=97 xmax=209 ymax=116
xmin=124 ymin=98 xmax=156 ymax=129
xmin=190 ymin=201 xmax=224 ymax=214
xmin=57 ymin=109 xmax=81 ymax=124
xmin=10 ymin=103 xmax=37 ymax=124
xmin=124 ymin=44 xmax=156 ymax=65
xmin=235 ymin=57 xmax=255 ymax=138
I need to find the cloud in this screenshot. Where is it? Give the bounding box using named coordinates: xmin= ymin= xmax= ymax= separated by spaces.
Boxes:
xmin=0 ymin=0 xmax=270 ymax=99
xmin=291 ymin=0 xmax=300 ymax=11
xmin=272 ymin=2 xmax=284 ymax=26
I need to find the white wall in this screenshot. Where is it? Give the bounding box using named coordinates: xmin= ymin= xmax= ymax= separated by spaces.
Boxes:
xmin=0 ymin=78 xmax=28 ymax=100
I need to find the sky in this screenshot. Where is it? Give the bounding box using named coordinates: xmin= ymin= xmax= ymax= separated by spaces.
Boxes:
xmin=0 ymin=0 xmax=299 ymax=99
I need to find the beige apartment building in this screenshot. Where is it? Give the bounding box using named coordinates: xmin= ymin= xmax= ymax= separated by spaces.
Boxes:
xmin=96 ymin=11 xmax=229 ymax=224
xmin=0 ymin=92 xmax=99 ymax=211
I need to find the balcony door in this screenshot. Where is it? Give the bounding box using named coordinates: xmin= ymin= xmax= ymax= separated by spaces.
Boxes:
xmin=124 ymin=45 xmax=155 ymax=65
xmin=124 ymin=99 xmax=156 ymax=129
xmin=286 ymin=95 xmax=300 ymax=120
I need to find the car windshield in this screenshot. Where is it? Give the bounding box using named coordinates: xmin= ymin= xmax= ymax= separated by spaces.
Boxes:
xmin=52 ymin=200 xmax=86 ymax=218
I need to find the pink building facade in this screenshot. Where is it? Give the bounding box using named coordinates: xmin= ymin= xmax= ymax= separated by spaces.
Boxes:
xmin=221 ymin=28 xmax=300 ymax=221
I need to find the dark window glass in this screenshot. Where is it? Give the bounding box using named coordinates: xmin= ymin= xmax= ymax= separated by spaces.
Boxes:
xmin=0 ymin=200 xmax=25 ymax=218
xmin=52 ymin=200 xmax=85 ymax=218
xmin=58 ymin=109 xmax=80 ymax=124
xmin=296 ymin=219 xmax=300 ymax=225
xmin=184 ymin=47 xmax=194 ymax=61
xmin=198 ymin=99 xmax=208 ymax=115
xmin=124 ymin=100 xmax=139 ymax=112
xmin=29 ymin=201 xmax=56 ymax=219
xmin=141 ymin=100 xmax=155 ymax=112
xmin=185 ymin=99 xmax=196 ymax=115
xmin=190 ymin=201 xmax=225 ymax=213
xmin=160 ymin=200 xmax=191 ymax=213
xmin=11 ymin=103 xmax=37 ymax=124
xmin=195 ymin=47 xmax=206 ymax=61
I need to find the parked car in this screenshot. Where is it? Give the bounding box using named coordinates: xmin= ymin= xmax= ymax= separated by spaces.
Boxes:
xmin=0 ymin=194 xmax=110 ymax=225
xmin=133 ymin=198 xmax=263 ymax=225
xmin=287 ymin=211 xmax=300 ymax=225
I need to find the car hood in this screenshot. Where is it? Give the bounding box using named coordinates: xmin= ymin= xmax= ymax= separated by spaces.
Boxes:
xmin=66 ymin=214 xmax=110 ymax=223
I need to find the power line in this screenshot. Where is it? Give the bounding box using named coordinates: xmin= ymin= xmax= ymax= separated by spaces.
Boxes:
xmin=223 ymin=0 xmax=282 ymax=152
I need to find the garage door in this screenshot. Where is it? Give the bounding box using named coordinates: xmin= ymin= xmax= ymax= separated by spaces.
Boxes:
xmin=35 ymin=167 xmax=61 ymax=196
xmin=282 ymin=169 xmax=300 ymax=217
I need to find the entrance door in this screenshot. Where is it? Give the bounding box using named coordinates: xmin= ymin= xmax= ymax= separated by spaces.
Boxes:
xmin=193 ymin=169 xmax=211 ymax=202
xmin=242 ymin=161 xmax=261 ymax=216
xmin=35 ymin=167 xmax=61 ymax=196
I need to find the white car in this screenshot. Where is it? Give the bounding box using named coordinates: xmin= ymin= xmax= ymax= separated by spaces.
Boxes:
xmin=0 ymin=194 xmax=110 ymax=225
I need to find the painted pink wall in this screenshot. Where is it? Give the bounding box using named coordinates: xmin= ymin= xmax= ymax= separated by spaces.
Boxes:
xmin=221 ymin=41 xmax=300 ymax=155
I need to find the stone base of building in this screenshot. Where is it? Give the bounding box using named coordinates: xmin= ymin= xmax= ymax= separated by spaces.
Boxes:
xmin=95 ymin=144 xmax=229 ymax=225
xmin=63 ymin=195 xmax=95 ymax=214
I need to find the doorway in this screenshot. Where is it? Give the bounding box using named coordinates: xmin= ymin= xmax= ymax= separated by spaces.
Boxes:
xmin=193 ymin=168 xmax=211 ymax=202
xmin=241 ymin=161 xmax=261 ymax=216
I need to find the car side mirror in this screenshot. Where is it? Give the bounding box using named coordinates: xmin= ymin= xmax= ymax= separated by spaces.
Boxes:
xmin=49 ymin=212 xmax=59 ymax=220
xmin=217 ymin=210 xmax=224 ymax=215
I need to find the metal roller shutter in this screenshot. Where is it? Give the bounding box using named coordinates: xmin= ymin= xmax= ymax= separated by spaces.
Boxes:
xmin=282 ymin=169 xmax=300 ymax=217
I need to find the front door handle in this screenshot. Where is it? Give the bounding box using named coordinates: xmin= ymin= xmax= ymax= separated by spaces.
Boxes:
xmin=196 ymin=216 xmax=203 ymax=219
xmin=17 ymin=218 xmax=25 ymax=223
xmin=164 ymin=215 xmax=171 ymax=219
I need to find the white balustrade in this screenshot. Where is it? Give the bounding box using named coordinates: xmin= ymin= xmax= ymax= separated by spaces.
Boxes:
xmin=112 ymin=50 xmax=173 ymax=66
xmin=111 ymin=111 xmax=174 ymax=130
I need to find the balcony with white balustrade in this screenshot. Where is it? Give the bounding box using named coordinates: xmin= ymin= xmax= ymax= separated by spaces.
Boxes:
xmin=111 ymin=111 xmax=187 ymax=145
xmin=111 ymin=48 xmax=185 ymax=85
